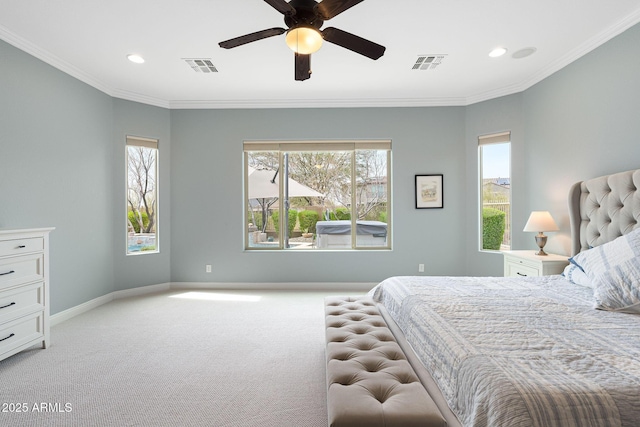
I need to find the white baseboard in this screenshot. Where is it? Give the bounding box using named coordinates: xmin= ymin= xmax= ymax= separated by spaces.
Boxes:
xmin=169 ymin=281 xmax=376 ymax=292
xmin=50 ymin=294 xmax=113 ymax=326
xmin=51 ymin=282 xmax=376 ymax=325
xmin=113 ymin=283 xmax=172 ymax=299
xmin=50 ymin=283 xmax=172 ymax=326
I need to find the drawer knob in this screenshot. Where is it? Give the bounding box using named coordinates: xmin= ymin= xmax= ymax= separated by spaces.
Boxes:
xmin=17 ymin=245 xmax=26 ymax=249
xmin=517 ymin=272 xmax=527 ymax=277
xmin=0 ymin=270 xmax=15 ymax=276
xmin=0 ymin=333 xmax=15 ymax=342
xmin=0 ymin=302 xmax=16 ymax=310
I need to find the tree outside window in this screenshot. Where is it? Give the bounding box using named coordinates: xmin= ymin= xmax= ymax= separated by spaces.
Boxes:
xmin=126 ymin=137 xmax=158 ymax=254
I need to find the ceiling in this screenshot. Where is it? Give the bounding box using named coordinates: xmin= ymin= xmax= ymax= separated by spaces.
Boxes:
xmin=2 ymin=0 xmax=640 ymax=109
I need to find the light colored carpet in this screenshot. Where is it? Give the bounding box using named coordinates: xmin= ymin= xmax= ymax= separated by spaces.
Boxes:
xmin=0 ymin=289 xmax=353 ymax=426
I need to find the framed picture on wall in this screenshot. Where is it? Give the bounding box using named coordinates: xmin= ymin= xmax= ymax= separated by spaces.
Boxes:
xmin=415 ymin=174 xmax=443 ymax=209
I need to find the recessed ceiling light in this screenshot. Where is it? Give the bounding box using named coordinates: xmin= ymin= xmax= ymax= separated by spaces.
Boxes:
xmin=127 ymin=54 xmax=145 ymax=64
xmin=512 ymin=47 xmax=537 ymax=59
xmin=489 ymin=47 xmax=508 ymax=58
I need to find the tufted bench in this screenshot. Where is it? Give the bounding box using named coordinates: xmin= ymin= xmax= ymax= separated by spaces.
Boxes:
xmin=325 ymin=296 xmax=445 ymax=427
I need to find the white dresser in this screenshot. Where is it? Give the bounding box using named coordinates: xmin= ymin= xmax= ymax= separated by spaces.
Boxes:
xmin=0 ymin=228 xmax=54 ymax=362
xmin=503 ymin=250 xmax=569 ymax=277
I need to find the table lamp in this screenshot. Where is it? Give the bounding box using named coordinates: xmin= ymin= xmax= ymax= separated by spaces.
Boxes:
xmin=523 ymin=211 xmax=559 ymax=256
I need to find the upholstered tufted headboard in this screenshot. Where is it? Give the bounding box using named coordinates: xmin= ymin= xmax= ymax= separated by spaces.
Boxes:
xmin=568 ymin=169 xmax=640 ymax=256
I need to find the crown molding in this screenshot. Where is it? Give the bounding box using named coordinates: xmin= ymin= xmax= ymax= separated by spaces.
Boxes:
xmin=466 ymin=9 xmax=640 ymax=106
xmin=111 ymin=89 xmax=170 ymax=109
xmin=167 ymin=96 xmax=468 ymax=109
xmin=0 ymin=24 xmax=113 ymax=97
xmin=465 ymin=82 xmax=529 ymax=106
xmin=514 ymin=7 xmax=640 ymax=97
xmin=3 ymin=8 xmax=640 ymax=111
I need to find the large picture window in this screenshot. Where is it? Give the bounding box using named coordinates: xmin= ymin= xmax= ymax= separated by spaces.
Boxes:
xmin=244 ymin=140 xmax=391 ymax=250
xmin=479 ymin=132 xmax=511 ymax=251
xmin=126 ymin=136 xmax=158 ymax=254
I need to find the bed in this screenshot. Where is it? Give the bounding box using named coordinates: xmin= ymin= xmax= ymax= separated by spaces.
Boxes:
xmin=368 ymin=168 xmax=640 ymax=427
xmin=316 ymin=220 xmax=387 ymax=248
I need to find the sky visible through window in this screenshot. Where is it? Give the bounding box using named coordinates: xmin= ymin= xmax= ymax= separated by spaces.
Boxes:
xmin=483 ymin=143 xmax=510 ymax=178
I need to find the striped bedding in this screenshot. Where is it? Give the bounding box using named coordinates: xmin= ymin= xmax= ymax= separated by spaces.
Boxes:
xmin=369 ymin=275 xmax=640 ymax=427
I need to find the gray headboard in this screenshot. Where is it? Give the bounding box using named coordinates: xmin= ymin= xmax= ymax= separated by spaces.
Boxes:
xmin=568 ymin=169 xmax=640 ymax=256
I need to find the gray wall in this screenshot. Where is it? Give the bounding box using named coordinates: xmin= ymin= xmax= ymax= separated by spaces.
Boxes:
xmin=112 ymin=99 xmax=172 ymax=291
xmin=169 ymin=107 xmax=466 ymax=284
xmin=2 ymin=21 xmax=640 ymax=313
xmin=462 ymin=22 xmax=640 ymax=274
xmin=0 ymin=40 xmax=116 ymax=313
xmin=0 ymin=40 xmax=172 ymax=313
xmin=464 ymin=93 xmax=525 ymax=275
xmin=522 ymin=23 xmax=640 ymax=256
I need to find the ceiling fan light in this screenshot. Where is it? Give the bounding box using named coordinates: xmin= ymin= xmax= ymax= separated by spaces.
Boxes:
xmin=286 ymin=27 xmax=323 ymax=54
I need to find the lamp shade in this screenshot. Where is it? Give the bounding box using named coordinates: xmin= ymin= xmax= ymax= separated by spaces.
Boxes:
xmin=523 ymin=211 xmax=559 ymax=232
xmin=285 ymin=27 xmax=323 ymax=54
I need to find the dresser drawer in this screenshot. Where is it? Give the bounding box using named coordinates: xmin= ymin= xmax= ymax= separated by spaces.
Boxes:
xmin=0 ymin=282 xmax=44 ymax=325
xmin=0 ymin=254 xmax=44 ymax=291
xmin=0 ymin=312 xmax=43 ymax=357
xmin=0 ymin=237 xmax=44 ymax=257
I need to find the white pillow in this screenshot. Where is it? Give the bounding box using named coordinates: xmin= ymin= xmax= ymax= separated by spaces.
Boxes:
xmin=570 ymin=228 xmax=640 ymax=313
xmin=570 ymin=228 xmax=640 ymax=274
xmin=592 ymin=258 xmax=640 ymax=313
xmin=562 ymin=263 xmax=592 ymax=288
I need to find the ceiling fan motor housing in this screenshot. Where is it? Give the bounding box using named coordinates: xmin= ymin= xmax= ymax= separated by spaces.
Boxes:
xmin=285 ymin=0 xmax=324 ymax=29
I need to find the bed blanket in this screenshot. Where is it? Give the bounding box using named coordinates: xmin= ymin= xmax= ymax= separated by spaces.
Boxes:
xmin=369 ymin=275 xmax=640 ymax=427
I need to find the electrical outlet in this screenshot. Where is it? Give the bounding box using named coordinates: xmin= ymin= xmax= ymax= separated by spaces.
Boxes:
xmin=418 ymin=264 xmax=425 ymax=273
xmin=206 ymin=264 xmax=212 ymax=273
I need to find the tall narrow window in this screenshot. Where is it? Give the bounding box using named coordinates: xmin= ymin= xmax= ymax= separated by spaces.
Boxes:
xmin=479 ymin=132 xmax=511 ymax=251
xmin=126 ymin=136 xmax=158 ymax=254
xmin=244 ymin=140 xmax=391 ymax=250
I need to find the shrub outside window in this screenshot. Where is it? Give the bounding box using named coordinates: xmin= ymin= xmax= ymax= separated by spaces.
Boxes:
xmin=479 ymin=132 xmax=511 ymax=252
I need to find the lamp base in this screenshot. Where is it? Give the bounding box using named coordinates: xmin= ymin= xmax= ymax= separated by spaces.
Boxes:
xmin=534 ymin=234 xmax=548 ymax=256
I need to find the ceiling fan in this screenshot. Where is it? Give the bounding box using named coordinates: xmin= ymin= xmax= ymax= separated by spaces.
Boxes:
xmin=218 ymin=0 xmax=386 ymax=81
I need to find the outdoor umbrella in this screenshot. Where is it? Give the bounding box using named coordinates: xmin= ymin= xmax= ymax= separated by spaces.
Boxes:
xmin=247 ymin=167 xmax=324 ymax=199
xmin=247 ymin=167 xmax=323 ymax=232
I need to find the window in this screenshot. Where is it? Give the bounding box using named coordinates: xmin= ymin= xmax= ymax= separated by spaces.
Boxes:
xmin=126 ymin=136 xmax=158 ymax=254
xmin=479 ymin=132 xmax=511 ymax=251
xmin=244 ymin=140 xmax=391 ymax=250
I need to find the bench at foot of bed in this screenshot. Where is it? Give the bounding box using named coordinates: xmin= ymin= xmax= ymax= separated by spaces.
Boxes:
xmin=325 ymin=296 xmax=445 ymax=427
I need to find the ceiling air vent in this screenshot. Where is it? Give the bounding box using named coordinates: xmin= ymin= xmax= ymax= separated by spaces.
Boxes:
xmin=412 ymin=55 xmax=447 ymax=71
xmin=183 ymin=58 xmax=218 ymax=73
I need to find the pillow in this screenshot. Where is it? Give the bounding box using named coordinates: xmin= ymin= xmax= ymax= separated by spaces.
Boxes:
xmin=570 ymin=228 xmax=640 ymax=274
xmin=562 ymin=263 xmax=592 ymax=288
xmin=592 ymin=258 xmax=640 ymax=313
xmin=570 ymin=228 xmax=640 ymax=313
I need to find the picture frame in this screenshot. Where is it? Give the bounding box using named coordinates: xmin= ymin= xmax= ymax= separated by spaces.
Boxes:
xmin=415 ymin=174 xmax=443 ymax=209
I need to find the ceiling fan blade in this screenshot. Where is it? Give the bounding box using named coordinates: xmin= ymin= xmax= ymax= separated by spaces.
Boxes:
xmin=295 ymin=53 xmax=311 ymax=81
xmin=264 ymin=0 xmax=296 ymax=15
xmin=322 ymin=27 xmax=385 ymax=60
xmin=219 ymin=28 xmax=287 ymax=49
xmin=315 ymin=0 xmax=364 ymax=20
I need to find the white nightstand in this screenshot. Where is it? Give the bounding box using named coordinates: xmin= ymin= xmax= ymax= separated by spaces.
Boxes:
xmin=503 ymin=250 xmax=569 ymax=277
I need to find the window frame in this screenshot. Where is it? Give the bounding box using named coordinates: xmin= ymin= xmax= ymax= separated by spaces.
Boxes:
xmin=478 ymin=132 xmax=511 ymax=253
xmin=243 ymin=140 xmax=392 ymax=251
xmin=126 ymin=136 xmax=159 ymax=255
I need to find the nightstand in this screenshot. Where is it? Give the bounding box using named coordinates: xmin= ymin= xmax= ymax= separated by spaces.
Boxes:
xmin=503 ymin=250 xmax=569 ymax=277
